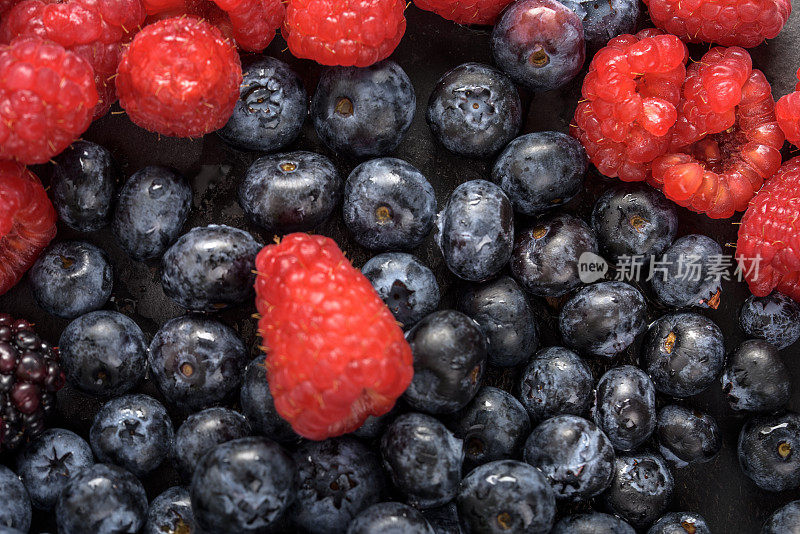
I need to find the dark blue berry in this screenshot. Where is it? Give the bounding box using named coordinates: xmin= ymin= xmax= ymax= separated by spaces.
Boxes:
xmin=161 ymin=224 xmax=261 ymax=312
xmin=239 ymin=151 xmax=341 ymax=233
xmin=551 ymin=512 xmax=636 ymax=534
xmin=347 ymin=502 xmax=435 ymax=534
xmin=740 ymin=292 xmax=800 ymax=350
xmin=420 ymin=503 xmax=462 ymax=534
xmin=240 ymin=356 xmax=297 ymax=443
xmin=218 ymin=56 xmax=307 ymax=152
xmin=352 ymin=408 xmax=399 ymax=441
xmin=559 ymin=0 xmax=640 ymax=49
xmin=174 ymin=407 xmax=251 ymax=481
xmin=312 ymin=60 xmax=415 ymax=158
xmin=0 ymin=465 xmax=31 ymax=533
xmin=59 ymin=310 xmax=148 ymax=397
xmin=436 ymin=180 xmax=514 ymax=282
xmin=29 ymin=241 xmax=113 ymax=319
xmin=518 ymin=346 xmax=594 ymax=423
xmin=651 ymin=234 xmax=723 ymax=309
xmin=739 ymin=412 xmax=800 ymax=492
xmin=594 ymin=365 xmax=656 ymax=451
xmin=380 ymin=413 xmax=463 ymax=509
xmin=112 ymin=166 xmax=192 ymax=261
xmin=362 ymin=252 xmax=440 ymax=327
xmin=603 ymin=451 xmax=674 ymax=529
xmin=763 ymin=500 xmax=800 ymax=534
xmin=721 ymin=339 xmax=791 ymax=413
xmin=426 ymin=63 xmax=522 ymax=158
xmin=655 ymin=405 xmax=721 ymax=469
xmin=343 ymin=158 xmax=436 ymax=250
xmin=648 ymin=512 xmax=711 ymax=534
xmin=144 ymin=487 xmax=196 ymax=534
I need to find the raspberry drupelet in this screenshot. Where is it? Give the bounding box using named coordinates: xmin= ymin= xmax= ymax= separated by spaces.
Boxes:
xmin=776 ymin=67 xmax=800 ymax=147
xmin=414 ymin=0 xmax=514 ymax=25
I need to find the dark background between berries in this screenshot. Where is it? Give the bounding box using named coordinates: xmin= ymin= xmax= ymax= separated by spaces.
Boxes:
xmin=2 ymin=5 xmax=800 ymax=533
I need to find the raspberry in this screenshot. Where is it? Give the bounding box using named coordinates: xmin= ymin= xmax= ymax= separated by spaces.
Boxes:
xmin=283 ymin=0 xmax=406 ymax=67
xmin=643 ymin=0 xmax=791 ymax=48
xmin=0 ymin=162 xmax=57 ymax=297
xmin=254 ymin=233 xmax=414 ymax=440
xmin=0 ymin=0 xmax=21 ymax=14
xmin=571 ymin=30 xmax=688 ymax=182
xmin=414 ymin=0 xmax=513 ymax=25
xmin=209 ymin=0 xmax=285 ymax=52
xmin=0 ymin=37 xmax=98 ymax=164
xmin=776 ymin=67 xmax=800 ymax=147
xmin=649 ymin=47 xmax=784 ymax=219
xmin=116 ymin=16 xmax=242 ymax=138
xmin=141 ymin=0 xmax=185 ymax=13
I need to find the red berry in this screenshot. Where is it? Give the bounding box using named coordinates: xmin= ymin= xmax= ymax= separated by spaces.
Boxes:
xmin=283 ymin=0 xmax=406 ymax=67
xmin=776 ymin=67 xmax=800 ymax=147
xmin=254 ymin=233 xmax=414 ymax=440
xmin=116 ymin=16 xmax=242 ymax=137
xmin=414 ymin=0 xmax=513 ymax=25
xmin=208 ymin=0 xmax=285 ymax=52
xmin=644 ymin=0 xmax=791 ymax=48
xmin=142 ymin=0 xmax=185 ymax=13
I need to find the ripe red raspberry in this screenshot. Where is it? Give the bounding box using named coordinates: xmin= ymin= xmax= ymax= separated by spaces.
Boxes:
xmin=644 ymin=0 xmax=791 ymax=48
xmin=0 ymin=162 xmax=57 ymax=297
xmin=649 ymin=46 xmax=784 ymax=219
xmin=254 ymin=233 xmax=414 ymax=440
xmin=142 ymin=0 xmax=185 ymax=14
xmin=414 ymin=0 xmax=513 ymax=25
xmin=0 ymin=37 xmax=98 ymax=164
xmin=209 ymin=0 xmax=285 ymax=51
xmin=776 ymin=67 xmax=800 ymax=147
xmin=116 ymin=16 xmax=242 ymax=138
xmin=0 ymin=0 xmax=21 ymax=14
xmin=571 ymin=30 xmax=688 ymax=182
xmin=283 ymin=0 xmax=406 ymax=67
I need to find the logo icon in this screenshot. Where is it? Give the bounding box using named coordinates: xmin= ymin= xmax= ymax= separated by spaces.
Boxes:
xmin=578 ymin=251 xmax=609 ymax=283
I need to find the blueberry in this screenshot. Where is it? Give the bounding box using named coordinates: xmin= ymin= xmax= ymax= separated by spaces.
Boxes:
xmin=161 ymin=224 xmax=261 ymax=312
xmin=89 ymin=394 xmax=175 ymax=478
xmin=149 ymin=315 xmax=249 ymax=411
xmin=523 ymin=415 xmax=615 ymax=501
xmin=648 ymin=512 xmax=711 ymax=534
xmin=457 ymin=460 xmax=556 ymax=534
xmin=403 ymin=310 xmax=488 ymax=414
xmin=51 ymin=140 xmax=118 ymax=232
xmin=352 ymin=408 xmax=399 ymax=440
xmin=651 ymin=234 xmax=723 ymax=309
xmin=738 ymin=412 xmax=800 ymax=492
xmin=511 ymin=213 xmax=600 ymax=297
xmin=239 ymin=151 xmax=341 ymax=233
xmin=112 ymin=166 xmax=192 ymax=261
xmin=380 ymin=413 xmax=463 ymax=509
xmin=559 ymin=0 xmax=640 ymax=49
xmin=640 ymin=313 xmax=725 ymax=397
xmin=218 ymin=56 xmax=307 ymax=152
xmin=421 ymin=503 xmax=462 ymax=534
xmin=491 ymin=132 xmax=587 ymax=215
xmin=312 ymin=60 xmax=415 ymax=158
xmin=0 ymin=527 xmax=23 ymax=534
xmin=551 ymin=512 xmax=636 ymax=534
xmin=426 ymin=63 xmax=522 ymax=158
xmin=456 ymin=275 xmax=538 ymax=367
xmin=491 ymin=0 xmax=585 ymax=92
xmin=347 ymin=502 xmax=436 ymax=534
xmin=603 ymin=451 xmax=674 ymax=529
xmin=740 ymin=292 xmax=800 ymax=349
xmin=559 ymin=281 xmax=647 ymax=357
xmin=191 ymin=437 xmax=297 ymax=532
xmin=517 ymin=346 xmax=594 ymax=423
xmin=362 ymin=252 xmax=440 ymax=327
xmin=343 ymin=158 xmax=436 ymax=250
xmin=59 ymin=310 xmax=148 ymax=397
xmin=174 ymin=407 xmax=251 ymax=481
xmin=56 ymin=463 xmax=148 ymax=534
xmin=29 ymin=241 xmax=113 ymax=319
xmin=15 ymin=428 xmax=94 ymax=510
xmin=721 ymin=339 xmax=791 ymax=413
xmin=591 ymin=183 xmax=678 ymax=260
xmin=655 ymin=405 xmax=721 ymax=468
xmin=436 ymin=180 xmax=514 ymax=282
xmin=291 ymin=437 xmax=385 ymax=534
xmin=240 ymin=356 xmax=297 ymax=442
xmin=144 ymin=486 xmax=196 ymax=534
xmin=594 ymin=365 xmax=656 ymax=451
xmin=0 ymin=465 xmax=30 ymax=532
xmin=764 ymin=500 xmax=800 ymax=534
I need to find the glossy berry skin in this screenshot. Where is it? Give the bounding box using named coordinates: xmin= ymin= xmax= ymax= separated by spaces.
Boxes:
xmin=559 ymin=0 xmax=639 ymax=49
xmin=240 ymin=151 xmax=341 ymax=234
xmin=362 ymin=252 xmax=440 ymax=327
xmin=603 ymin=451 xmax=674 ymax=529
xmin=381 ymin=413 xmax=463 ymax=509
xmin=414 ymin=0 xmax=513 ymax=24
xmin=651 ymin=235 xmax=723 ymax=309
xmin=648 ymin=512 xmax=711 ymax=534
xmin=58 ymin=310 xmax=148 ymax=398
xmin=162 ymin=225 xmax=260 ymax=312
xmin=420 ymin=503 xmax=461 ymax=534
xmin=29 ymin=241 xmax=113 ymax=319
xmin=655 ymin=405 xmax=721 ymax=468
xmin=523 ymin=415 xmax=615 ymax=501
xmin=594 ymin=365 xmax=656 ymax=451
xmin=763 ymin=500 xmax=800 ymax=534
xmin=312 ymin=61 xmax=415 ymax=157
xmin=144 ymin=487 xmax=196 ymax=534
xmin=721 ymin=339 xmax=791 ymax=413
xmin=174 ymin=407 xmax=251 ymax=481
xmin=559 ymin=281 xmax=647 ymax=357
xmin=347 ymin=502 xmax=435 ymax=534
xmin=403 ymin=310 xmax=488 ymax=414
xmin=777 ymin=74 xmax=800 ymax=147
xmin=591 ymin=183 xmax=678 ymax=260
xmin=291 ymin=437 xmax=385 ymax=533
xmin=457 ymin=460 xmax=556 ymax=534
xmin=552 ymin=512 xmax=636 ymax=534
xmin=491 ymin=0 xmax=585 ymax=92
xmin=740 ymin=292 xmax=800 ymax=349
xmin=640 ymin=313 xmax=725 ymax=397
xmin=511 ymin=213 xmax=599 ymax=297
xmin=0 ymin=465 xmax=31 ymax=532
xmin=51 ymin=140 xmax=118 ymax=233
xmin=55 ymin=463 xmax=148 ymax=534
xmin=518 ymin=346 xmax=593 ymax=423
xmin=437 ymin=180 xmax=514 ymax=282
xmin=738 ymin=412 xmax=800 ymax=492
xmin=239 ymin=356 xmax=297 ymax=443
xmin=344 ymin=159 xmax=436 ymax=250
xmin=16 ymin=428 xmax=94 ymax=511
xmin=492 ymin=132 xmax=587 ymax=216
xmin=457 ymin=276 xmax=538 ymax=367
xmin=426 ymin=63 xmax=522 ymax=158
